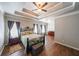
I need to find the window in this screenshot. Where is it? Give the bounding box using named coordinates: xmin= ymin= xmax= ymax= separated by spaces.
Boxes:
xmin=42 ymin=25 xmax=45 ymax=34
xmin=10 ymin=22 xmax=18 ymax=38
xmin=34 ymin=24 xmax=38 ymax=34
xmin=40 ymin=25 xmax=42 ymax=34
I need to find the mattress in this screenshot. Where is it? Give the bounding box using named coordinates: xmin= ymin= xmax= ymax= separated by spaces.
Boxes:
xmin=22 ymin=34 xmax=43 ymax=40
xmin=21 ymin=34 xmax=43 ymax=54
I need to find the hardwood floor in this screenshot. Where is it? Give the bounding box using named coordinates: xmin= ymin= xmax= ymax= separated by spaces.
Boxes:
xmin=1 ymin=35 xmax=79 ymax=56
xmin=39 ymin=36 xmax=79 ymax=56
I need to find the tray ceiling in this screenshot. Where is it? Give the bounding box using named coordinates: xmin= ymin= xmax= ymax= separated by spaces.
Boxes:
xmin=0 ymin=2 xmax=75 ymax=19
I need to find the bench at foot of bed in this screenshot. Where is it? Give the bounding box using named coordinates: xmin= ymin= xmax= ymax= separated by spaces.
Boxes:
xmin=31 ymin=43 xmax=44 ymax=56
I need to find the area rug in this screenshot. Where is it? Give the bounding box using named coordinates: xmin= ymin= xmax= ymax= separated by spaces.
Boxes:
xmin=2 ymin=44 xmax=23 ymax=56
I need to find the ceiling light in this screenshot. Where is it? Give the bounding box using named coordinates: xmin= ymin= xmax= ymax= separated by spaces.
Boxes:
xmin=36 ymin=2 xmax=42 ymax=5
xmin=38 ymin=9 xmax=42 ymax=11
xmin=33 ymin=2 xmax=47 ymax=12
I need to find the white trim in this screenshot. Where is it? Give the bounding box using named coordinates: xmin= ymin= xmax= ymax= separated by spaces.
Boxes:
xmin=47 ymin=2 xmax=63 ymax=11
xmin=15 ymin=11 xmax=38 ymax=19
xmin=55 ymin=10 xmax=79 ymax=19
xmin=39 ymin=2 xmax=63 ymax=19
xmin=0 ymin=45 xmax=4 ymax=56
xmin=49 ymin=3 xmax=74 ymax=17
xmin=5 ymin=12 xmax=39 ymax=20
xmin=55 ymin=41 xmax=79 ymax=51
xmin=39 ymin=2 xmax=74 ymax=19
xmin=51 ymin=5 xmax=73 ymax=15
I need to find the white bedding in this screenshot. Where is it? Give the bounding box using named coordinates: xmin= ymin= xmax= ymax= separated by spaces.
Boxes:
xmin=21 ymin=34 xmax=43 ymax=54
xmin=23 ymin=34 xmax=43 ymax=40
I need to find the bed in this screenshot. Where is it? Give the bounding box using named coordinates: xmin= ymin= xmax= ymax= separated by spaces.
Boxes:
xmin=20 ymin=26 xmax=45 ymax=54
xmin=21 ymin=33 xmax=45 ymax=54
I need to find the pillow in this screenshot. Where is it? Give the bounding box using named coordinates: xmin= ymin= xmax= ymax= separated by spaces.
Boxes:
xmin=21 ymin=32 xmax=26 ymax=35
xmin=25 ymin=31 xmax=30 ymax=35
xmin=26 ymin=31 xmax=33 ymax=34
xmin=21 ymin=31 xmax=33 ymax=35
xmin=29 ymin=31 xmax=32 ymax=34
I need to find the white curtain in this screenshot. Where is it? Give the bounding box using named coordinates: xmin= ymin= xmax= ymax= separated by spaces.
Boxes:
xmin=34 ymin=24 xmax=37 ymax=34
xmin=10 ymin=22 xmax=18 ymax=38
xmin=42 ymin=25 xmax=45 ymax=34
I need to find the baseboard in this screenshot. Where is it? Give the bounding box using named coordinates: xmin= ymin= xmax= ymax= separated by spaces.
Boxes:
xmin=55 ymin=41 xmax=79 ymax=51
xmin=0 ymin=45 xmax=4 ymax=56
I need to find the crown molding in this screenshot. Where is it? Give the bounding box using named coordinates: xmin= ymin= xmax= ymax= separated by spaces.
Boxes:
xmin=55 ymin=10 xmax=79 ymax=19
xmin=22 ymin=8 xmax=39 ymax=16
xmin=15 ymin=11 xmax=39 ymax=19
xmin=39 ymin=2 xmax=75 ymax=19
xmin=4 ymin=11 xmax=39 ymax=21
xmin=38 ymin=2 xmax=63 ymax=19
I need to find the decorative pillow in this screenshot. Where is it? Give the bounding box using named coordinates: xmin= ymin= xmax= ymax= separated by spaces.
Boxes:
xmin=25 ymin=31 xmax=32 ymax=34
xmin=29 ymin=31 xmax=32 ymax=34
xmin=21 ymin=32 xmax=26 ymax=35
xmin=21 ymin=31 xmax=33 ymax=36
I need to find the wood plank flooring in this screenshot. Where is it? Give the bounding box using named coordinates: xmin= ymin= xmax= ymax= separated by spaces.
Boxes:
xmin=1 ymin=35 xmax=79 ymax=56
xmin=39 ymin=36 xmax=79 ymax=56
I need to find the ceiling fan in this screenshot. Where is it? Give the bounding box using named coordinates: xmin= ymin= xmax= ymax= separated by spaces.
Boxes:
xmin=33 ymin=2 xmax=48 ymax=12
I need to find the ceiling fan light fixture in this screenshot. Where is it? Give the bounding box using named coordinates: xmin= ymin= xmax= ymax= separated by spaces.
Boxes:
xmin=36 ymin=2 xmax=42 ymax=5
xmin=33 ymin=2 xmax=48 ymax=12
xmin=38 ymin=9 xmax=42 ymax=11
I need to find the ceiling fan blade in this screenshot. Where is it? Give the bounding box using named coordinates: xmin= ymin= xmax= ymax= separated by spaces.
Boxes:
xmin=41 ymin=2 xmax=48 ymax=8
xmin=41 ymin=9 xmax=47 ymax=12
xmin=32 ymin=9 xmax=38 ymax=11
xmin=33 ymin=2 xmax=39 ymax=8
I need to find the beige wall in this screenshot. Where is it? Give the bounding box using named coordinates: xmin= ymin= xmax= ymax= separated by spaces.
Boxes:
xmin=39 ymin=16 xmax=55 ymax=32
xmin=4 ymin=15 xmax=47 ymax=45
xmin=0 ymin=9 xmax=4 ymax=55
xmin=55 ymin=11 xmax=79 ymax=50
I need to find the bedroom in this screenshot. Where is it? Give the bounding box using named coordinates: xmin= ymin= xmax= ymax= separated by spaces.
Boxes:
xmin=0 ymin=2 xmax=79 ymax=56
